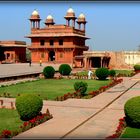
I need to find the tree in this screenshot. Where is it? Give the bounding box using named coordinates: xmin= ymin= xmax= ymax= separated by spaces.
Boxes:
xmin=26 ymin=48 xmax=31 ymax=62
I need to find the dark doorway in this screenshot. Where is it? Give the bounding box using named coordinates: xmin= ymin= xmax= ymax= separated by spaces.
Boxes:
xmin=102 ymin=57 xmax=110 ymax=68
xmin=91 ymin=57 xmax=101 ymax=68
xmin=0 ymin=47 xmax=5 ymax=61
xmin=49 ymin=51 xmax=55 ymax=61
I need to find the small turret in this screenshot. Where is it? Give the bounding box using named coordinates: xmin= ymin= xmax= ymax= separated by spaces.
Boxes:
xmin=64 ymin=8 xmax=77 ymax=28
xmin=29 ymin=9 xmax=41 ymax=29
xmin=45 ymin=15 xmax=55 ymax=27
xmin=77 ymin=13 xmax=87 ymax=31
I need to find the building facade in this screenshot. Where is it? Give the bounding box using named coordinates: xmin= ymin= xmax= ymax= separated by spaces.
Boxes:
xmin=124 ymin=51 xmax=140 ymax=65
xmin=83 ymin=51 xmax=111 ymax=69
xmin=27 ymin=9 xmax=89 ymax=67
xmin=0 ymin=41 xmax=27 ymax=63
xmin=83 ymin=51 xmax=140 ymax=69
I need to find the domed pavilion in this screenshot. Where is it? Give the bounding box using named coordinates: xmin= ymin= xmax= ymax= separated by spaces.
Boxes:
xmin=27 ymin=8 xmax=89 ymax=68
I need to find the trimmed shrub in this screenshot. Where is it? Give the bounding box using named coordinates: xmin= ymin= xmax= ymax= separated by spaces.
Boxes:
xmin=43 ymin=66 xmax=55 ymax=78
xmin=59 ymin=64 xmax=72 ymax=76
xmin=16 ymin=94 xmax=43 ymax=121
xmin=134 ymin=65 xmax=140 ymax=71
xmin=109 ymin=70 xmax=116 ymax=77
xmin=124 ymin=96 xmax=140 ymax=128
xmin=95 ymin=67 xmax=109 ymax=80
xmin=74 ymin=81 xmax=88 ymax=96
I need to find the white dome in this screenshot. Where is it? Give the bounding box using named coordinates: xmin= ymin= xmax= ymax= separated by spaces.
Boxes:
xmin=32 ymin=10 xmax=39 ymax=16
xmin=67 ymin=8 xmax=74 ymax=13
xmin=79 ymin=13 xmax=85 ymax=19
xmin=47 ymin=15 xmax=53 ymax=20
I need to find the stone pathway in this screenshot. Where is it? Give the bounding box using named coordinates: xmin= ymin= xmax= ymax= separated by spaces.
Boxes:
xmin=0 ymin=63 xmax=62 ymax=78
xmin=1 ymin=73 xmax=140 ymax=139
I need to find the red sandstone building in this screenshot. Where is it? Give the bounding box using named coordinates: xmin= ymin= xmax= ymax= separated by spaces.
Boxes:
xmin=27 ymin=8 xmax=89 ymax=67
xmin=0 ymin=41 xmax=27 ymax=63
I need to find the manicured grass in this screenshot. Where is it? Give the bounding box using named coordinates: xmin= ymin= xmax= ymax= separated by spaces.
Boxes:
xmin=76 ymin=70 xmax=95 ymax=76
xmin=76 ymin=69 xmax=134 ymax=77
xmin=0 ymin=79 xmax=111 ymax=100
xmin=0 ymin=108 xmax=23 ymax=132
xmin=121 ymin=126 xmax=140 ymax=138
xmin=115 ymin=70 xmax=133 ymax=76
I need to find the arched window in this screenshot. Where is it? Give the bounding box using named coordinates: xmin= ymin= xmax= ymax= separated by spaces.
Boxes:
xmin=59 ymin=40 xmax=63 ymax=46
xmin=50 ymin=40 xmax=54 ymax=46
xmin=40 ymin=40 xmax=45 ymax=46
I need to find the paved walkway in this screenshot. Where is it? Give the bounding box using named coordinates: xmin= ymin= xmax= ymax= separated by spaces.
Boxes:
xmin=1 ymin=73 xmax=140 ymax=139
xmin=0 ymin=63 xmax=80 ymax=79
xmin=0 ymin=63 xmax=62 ymax=78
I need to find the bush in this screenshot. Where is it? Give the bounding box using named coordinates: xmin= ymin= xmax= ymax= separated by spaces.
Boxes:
xmin=43 ymin=66 xmax=55 ymax=78
xmin=124 ymin=96 xmax=140 ymax=128
xmin=109 ymin=70 xmax=116 ymax=77
xmin=134 ymin=65 xmax=140 ymax=71
xmin=59 ymin=64 xmax=72 ymax=76
xmin=95 ymin=67 xmax=109 ymax=80
xmin=74 ymin=81 xmax=88 ymax=96
xmin=16 ymin=94 xmax=43 ymax=121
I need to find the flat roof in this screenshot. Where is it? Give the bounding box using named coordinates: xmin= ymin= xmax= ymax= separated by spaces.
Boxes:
xmin=0 ymin=41 xmax=28 ymax=47
xmin=26 ymin=33 xmax=90 ymax=39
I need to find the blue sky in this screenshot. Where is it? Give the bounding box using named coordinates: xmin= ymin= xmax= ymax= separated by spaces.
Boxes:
xmin=0 ymin=2 xmax=140 ymax=51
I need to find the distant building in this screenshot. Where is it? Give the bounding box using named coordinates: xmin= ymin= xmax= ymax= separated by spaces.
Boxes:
xmin=27 ymin=9 xmax=89 ymax=67
xmin=83 ymin=51 xmax=110 ymax=69
xmin=83 ymin=51 xmax=140 ymax=69
xmin=0 ymin=41 xmax=27 ymax=63
xmin=124 ymin=51 xmax=140 ymax=65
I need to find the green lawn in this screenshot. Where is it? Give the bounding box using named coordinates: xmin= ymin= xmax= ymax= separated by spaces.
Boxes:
xmin=76 ymin=69 xmax=134 ymax=77
xmin=76 ymin=71 xmax=90 ymax=76
xmin=121 ymin=126 xmax=140 ymax=138
xmin=115 ymin=70 xmax=134 ymax=76
xmin=0 ymin=79 xmax=111 ymax=100
xmin=0 ymin=108 xmax=23 ymax=133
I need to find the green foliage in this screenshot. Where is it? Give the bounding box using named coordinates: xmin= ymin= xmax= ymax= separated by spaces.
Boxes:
xmin=0 ymin=108 xmax=23 ymax=132
xmin=124 ymin=96 xmax=140 ymax=128
xmin=26 ymin=48 xmax=31 ymax=61
xmin=76 ymin=71 xmax=88 ymax=76
xmin=134 ymin=65 xmax=140 ymax=71
xmin=109 ymin=69 xmax=116 ymax=77
xmin=121 ymin=127 xmax=140 ymax=138
xmin=59 ymin=64 xmax=72 ymax=76
xmin=95 ymin=67 xmax=109 ymax=80
xmin=43 ymin=66 xmax=55 ymax=78
xmin=15 ymin=94 xmax=43 ymax=121
xmin=115 ymin=70 xmax=134 ymax=77
xmin=74 ymin=81 xmax=88 ymax=96
xmin=0 ymin=79 xmax=111 ymax=100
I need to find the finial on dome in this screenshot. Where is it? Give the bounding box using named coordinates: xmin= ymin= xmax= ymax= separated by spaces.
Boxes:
xmin=77 ymin=13 xmax=86 ymax=23
xmin=32 ymin=9 xmax=39 ymax=16
xmin=47 ymin=15 xmax=53 ymax=20
xmin=65 ymin=7 xmax=76 ymax=18
xmin=79 ymin=13 xmax=85 ymax=19
xmin=30 ymin=9 xmax=41 ymax=20
xmin=67 ymin=8 xmax=74 ymax=13
xmin=45 ymin=14 xmax=55 ymax=26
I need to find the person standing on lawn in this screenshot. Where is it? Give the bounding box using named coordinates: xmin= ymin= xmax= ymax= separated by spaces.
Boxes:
xmin=88 ymin=69 xmax=93 ymax=79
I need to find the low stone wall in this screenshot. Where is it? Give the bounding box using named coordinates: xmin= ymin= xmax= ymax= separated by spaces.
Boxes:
xmin=0 ymin=72 xmax=41 ymax=82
